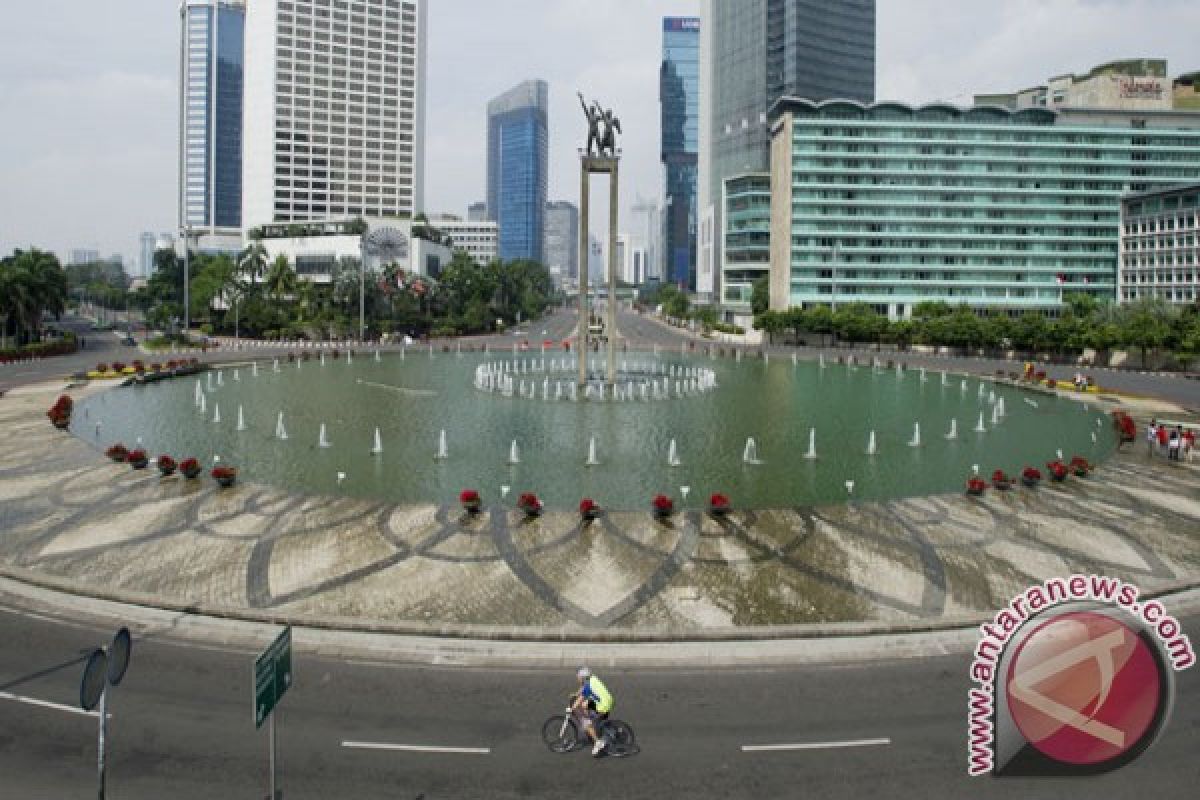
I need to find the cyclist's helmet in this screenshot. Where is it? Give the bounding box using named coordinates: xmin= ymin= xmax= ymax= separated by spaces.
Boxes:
xmin=577 ymin=666 xmax=591 ymax=680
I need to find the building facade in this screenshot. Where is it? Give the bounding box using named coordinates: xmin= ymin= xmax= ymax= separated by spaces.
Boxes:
xmin=467 ymin=201 xmax=488 ymax=222
xmin=1119 ymin=183 xmax=1200 ymax=305
xmin=661 ymin=17 xmax=700 ymax=290
xmin=698 ymin=0 xmax=875 ymax=304
xmin=68 ymin=249 xmax=100 ymax=266
xmin=179 ymin=1 xmax=245 ymax=236
xmin=241 ymin=0 xmax=427 ymax=228
xmin=544 ymin=201 xmax=579 ymax=282
xmin=631 ymin=197 xmax=663 ymax=283
xmin=138 ymin=232 xmax=157 ymax=278
xmin=721 ymin=172 xmax=770 ymax=322
xmin=428 ymin=213 xmax=498 ymax=266
xmin=487 ymin=80 xmax=548 ymax=263
xmin=976 ymin=59 xmax=1197 ymax=113
xmin=769 ymin=98 xmax=1200 ymax=318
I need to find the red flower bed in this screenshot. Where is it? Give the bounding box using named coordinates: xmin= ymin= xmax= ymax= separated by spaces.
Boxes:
xmin=460 ymin=489 xmax=481 ymax=512
xmin=179 ymin=457 xmax=202 ymax=478
xmin=127 ymin=448 xmax=148 ymax=468
xmin=518 ymin=492 xmax=542 ymax=515
xmin=1069 ymin=455 xmax=1091 ymax=476
xmin=652 ymin=494 xmax=673 ymax=515
xmin=47 ymin=394 xmax=73 ymax=428
xmin=211 ymin=465 xmax=238 ymax=486
xmin=157 ymin=455 xmax=177 ymax=476
xmin=1021 ymin=466 xmax=1042 ymax=487
xmin=579 ymin=498 xmax=600 ymax=519
xmin=709 ymin=492 xmax=731 ymax=513
xmin=966 ymin=476 xmax=987 ymax=496
xmin=105 ymin=444 xmax=129 ymax=462
xmin=991 ymin=469 xmax=1013 ymax=489
xmin=1046 ymin=460 xmax=1068 ymax=481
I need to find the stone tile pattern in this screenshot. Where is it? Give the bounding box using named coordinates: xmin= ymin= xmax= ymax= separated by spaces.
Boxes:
xmin=2 ymin=386 xmax=1199 ymax=633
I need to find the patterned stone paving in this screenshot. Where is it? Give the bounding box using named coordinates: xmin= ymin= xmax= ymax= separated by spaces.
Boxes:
xmin=3 ymin=382 xmax=1199 ymax=634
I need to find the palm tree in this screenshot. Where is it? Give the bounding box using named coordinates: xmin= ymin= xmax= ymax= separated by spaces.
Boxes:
xmin=265 ymin=255 xmax=298 ymax=302
xmin=238 ymin=241 xmax=269 ymax=295
xmin=0 ymin=249 xmax=67 ymax=346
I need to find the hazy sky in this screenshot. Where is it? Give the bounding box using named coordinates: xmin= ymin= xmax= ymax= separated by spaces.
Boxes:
xmin=2 ymin=0 xmax=1199 ymax=265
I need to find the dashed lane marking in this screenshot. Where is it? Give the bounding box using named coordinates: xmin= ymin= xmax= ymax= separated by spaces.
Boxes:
xmin=342 ymin=740 xmax=491 ymax=755
xmin=741 ymin=737 xmax=891 ymax=753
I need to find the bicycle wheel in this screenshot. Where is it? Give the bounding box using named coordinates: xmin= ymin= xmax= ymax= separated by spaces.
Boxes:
xmin=605 ymin=720 xmax=637 ymax=754
xmin=542 ymin=714 xmax=580 ymax=753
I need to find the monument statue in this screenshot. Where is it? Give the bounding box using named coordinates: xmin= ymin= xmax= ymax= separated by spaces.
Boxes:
xmin=599 ymin=108 xmax=621 ymax=157
xmin=578 ymin=91 xmax=619 ymax=157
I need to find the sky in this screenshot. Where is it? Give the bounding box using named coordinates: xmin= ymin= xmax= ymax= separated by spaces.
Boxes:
xmin=2 ymin=0 xmax=1199 ymax=267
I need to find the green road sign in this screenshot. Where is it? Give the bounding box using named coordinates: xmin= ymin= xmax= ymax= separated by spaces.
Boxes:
xmin=254 ymin=627 xmax=292 ymax=729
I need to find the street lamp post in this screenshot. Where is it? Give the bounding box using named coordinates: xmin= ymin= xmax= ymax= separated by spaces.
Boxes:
xmin=182 ymin=226 xmax=191 ymax=338
xmin=358 ymin=238 xmax=366 ymax=343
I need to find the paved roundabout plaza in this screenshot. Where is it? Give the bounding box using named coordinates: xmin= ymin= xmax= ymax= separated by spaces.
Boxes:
xmin=3 ymin=347 xmax=1200 ymax=636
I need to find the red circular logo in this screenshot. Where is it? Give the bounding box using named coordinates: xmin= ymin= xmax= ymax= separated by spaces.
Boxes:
xmin=1006 ymin=610 xmax=1164 ymax=766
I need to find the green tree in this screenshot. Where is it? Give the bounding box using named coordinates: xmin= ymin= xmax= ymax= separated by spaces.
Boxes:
xmin=750 ymin=276 xmax=770 ymax=315
xmin=265 ymin=255 xmax=298 ymax=302
xmin=1119 ymin=297 xmax=1173 ymax=365
xmin=832 ymin=302 xmax=886 ymax=345
xmin=802 ymin=305 xmax=835 ymax=347
xmin=0 ymin=248 xmax=68 ymax=347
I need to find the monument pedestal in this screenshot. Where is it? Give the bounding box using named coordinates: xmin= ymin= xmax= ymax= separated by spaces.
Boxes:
xmin=577 ymin=154 xmax=620 ymax=388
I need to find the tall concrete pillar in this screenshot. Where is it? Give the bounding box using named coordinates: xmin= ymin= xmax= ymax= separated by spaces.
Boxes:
xmin=606 ymin=161 xmax=618 ymax=386
xmin=577 ymin=164 xmax=590 ymax=388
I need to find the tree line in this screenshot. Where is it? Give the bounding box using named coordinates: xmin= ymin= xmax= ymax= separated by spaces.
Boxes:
xmin=128 ymin=246 xmax=556 ymax=341
xmin=753 ymin=293 xmax=1200 ymax=366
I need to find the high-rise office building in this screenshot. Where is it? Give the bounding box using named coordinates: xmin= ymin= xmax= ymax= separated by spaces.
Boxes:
xmin=544 ymin=201 xmax=579 ymax=281
xmin=179 ymin=1 xmax=245 ymax=234
xmin=631 ymin=197 xmax=663 ymax=282
xmin=467 ymin=201 xmax=488 ymax=222
xmin=68 ymin=249 xmax=100 ymax=266
xmin=698 ymin=0 xmax=875 ymax=301
xmin=487 ymin=80 xmax=549 ymax=263
xmin=661 ymin=17 xmax=700 ymax=291
xmin=768 ymin=98 xmax=1200 ymax=318
xmin=138 ymin=233 xmax=157 ymax=278
xmin=241 ymin=0 xmax=427 ymax=228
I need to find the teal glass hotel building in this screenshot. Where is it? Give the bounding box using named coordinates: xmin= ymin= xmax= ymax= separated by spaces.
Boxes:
xmin=767 ymin=98 xmax=1200 ymax=318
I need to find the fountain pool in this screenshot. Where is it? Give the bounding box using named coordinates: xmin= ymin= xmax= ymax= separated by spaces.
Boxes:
xmin=74 ymin=352 xmax=1115 ymax=509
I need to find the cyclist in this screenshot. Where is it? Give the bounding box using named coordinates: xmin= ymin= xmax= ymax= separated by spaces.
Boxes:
xmin=572 ymin=666 xmax=614 ymax=756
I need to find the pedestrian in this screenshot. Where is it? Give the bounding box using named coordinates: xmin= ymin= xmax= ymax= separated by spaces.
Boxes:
xmin=1147 ymin=419 xmax=1158 ymax=456
xmin=1168 ymin=427 xmax=1182 ymax=461
xmin=1157 ymin=423 xmax=1170 ymax=457
xmin=1184 ymin=428 xmax=1196 ymax=462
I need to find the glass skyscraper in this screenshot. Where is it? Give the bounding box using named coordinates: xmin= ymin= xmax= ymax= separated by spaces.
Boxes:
xmin=661 ymin=17 xmax=700 ymax=289
xmin=700 ymin=0 xmax=875 ymax=301
xmin=487 ymin=80 xmax=549 ymax=264
xmin=179 ymin=0 xmax=245 ymax=231
xmin=769 ymin=99 xmax=1200 ymax=318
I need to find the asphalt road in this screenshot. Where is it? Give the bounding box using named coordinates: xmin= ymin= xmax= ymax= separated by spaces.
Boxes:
xmin=0 ymin=597 xmax=1196 ymax=800
xmin=6 ymin=308 xmax=1197 ymax=409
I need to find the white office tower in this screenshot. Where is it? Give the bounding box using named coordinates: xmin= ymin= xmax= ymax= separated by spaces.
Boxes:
xmin=242 ymin=0 xmax=427 ymax=228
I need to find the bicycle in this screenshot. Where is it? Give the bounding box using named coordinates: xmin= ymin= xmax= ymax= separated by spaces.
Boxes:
xmin=542 ymin=701 xmax=638 ymax=757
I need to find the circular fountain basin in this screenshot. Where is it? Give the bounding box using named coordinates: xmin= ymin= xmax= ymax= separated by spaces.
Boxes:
xmin=74 ymin=352 xmax=1115 ymax=509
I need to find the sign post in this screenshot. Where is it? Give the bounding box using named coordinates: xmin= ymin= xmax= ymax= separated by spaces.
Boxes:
xmin=80 ymin=627 xmax=131 ymax=800
xmin=254 ymin=627 xmax=292 ymax=800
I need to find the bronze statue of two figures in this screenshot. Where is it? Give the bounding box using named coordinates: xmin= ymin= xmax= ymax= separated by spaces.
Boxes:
xmin=578 ymin=92 xmax=620 ymax=158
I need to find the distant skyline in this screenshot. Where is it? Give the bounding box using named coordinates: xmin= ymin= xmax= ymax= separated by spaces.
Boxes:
xmin=2 ymin=0 xmax=1199 ymax=265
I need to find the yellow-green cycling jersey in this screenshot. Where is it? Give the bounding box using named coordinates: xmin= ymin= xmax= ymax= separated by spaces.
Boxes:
xmin=581 ymin=675 xmax=614 ymax=714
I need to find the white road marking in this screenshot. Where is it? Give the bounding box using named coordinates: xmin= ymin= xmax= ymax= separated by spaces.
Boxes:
xmin=741 ymin=737 xmax=891 ymax=753
xmin=0 ymin=690 xmax=100 ymax=718
xmin=341 ymin=740 xmax=490 ymax=755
